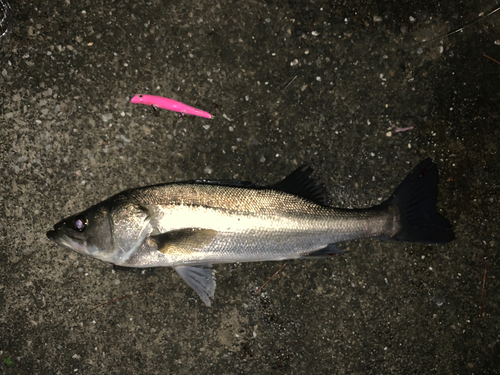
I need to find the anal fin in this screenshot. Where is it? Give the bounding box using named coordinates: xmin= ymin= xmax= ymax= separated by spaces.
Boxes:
xmin=174 ymin=265 xmax=216 ymax=306
xmin=301 ymin=243 xmax=345 ymax=259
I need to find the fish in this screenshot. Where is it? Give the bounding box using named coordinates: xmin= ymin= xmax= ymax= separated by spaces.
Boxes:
xmin=131 ymin=94 xmax=212 ymax=119
xmin=47 ymin=158 xmax=454 ymax=306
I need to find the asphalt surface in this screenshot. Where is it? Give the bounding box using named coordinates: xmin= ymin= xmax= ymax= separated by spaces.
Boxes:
xmin=1 ymin=0 xmax=499 ymax=373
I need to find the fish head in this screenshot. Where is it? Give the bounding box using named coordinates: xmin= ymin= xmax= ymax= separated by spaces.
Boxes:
xmin=47 ymin=200 xmax=155 ymax=265
xmin=47 ymin=203 xmax=114 ymax=261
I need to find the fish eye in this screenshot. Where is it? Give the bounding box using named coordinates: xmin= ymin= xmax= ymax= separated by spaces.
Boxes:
xmin=73 ymin=216 xmax=88 ymax=232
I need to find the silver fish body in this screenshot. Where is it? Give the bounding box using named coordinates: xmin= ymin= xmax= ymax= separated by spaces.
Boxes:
xmin=47 ymin=159 xmax=454 ymax=305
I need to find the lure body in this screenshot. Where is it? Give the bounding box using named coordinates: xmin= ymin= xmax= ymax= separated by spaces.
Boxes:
xmin=131 ymin=94 xmax=212 ymax=119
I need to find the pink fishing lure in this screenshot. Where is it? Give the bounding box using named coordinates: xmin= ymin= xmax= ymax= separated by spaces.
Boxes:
xmin=131 ymin=94 xmax=212 ymax=119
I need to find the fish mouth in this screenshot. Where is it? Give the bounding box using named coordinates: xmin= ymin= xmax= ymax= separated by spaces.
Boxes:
xmin=46 ymin=228 xmax=87 ymax=255
xmin=46 ymin=228 xmax=69 ymax=244
xmin=46 ymin=230 xmax=58 ymax=241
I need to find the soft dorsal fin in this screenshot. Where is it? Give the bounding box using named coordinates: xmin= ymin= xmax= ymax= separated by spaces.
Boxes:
xmin=271 ymin=166 xmax=329 ymax=206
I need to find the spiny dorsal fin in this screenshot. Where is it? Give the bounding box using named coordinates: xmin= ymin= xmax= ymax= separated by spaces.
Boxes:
xmin=271 ymin=166 xmax=329 ymax=206
xmin=189 ymin=180 xmax=257 ymax=188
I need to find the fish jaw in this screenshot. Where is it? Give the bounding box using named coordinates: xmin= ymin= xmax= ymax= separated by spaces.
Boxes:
xmin=47 ymin=229 xmax=90 ymax=257
xmin=47 ymin=228 xmax=122 ymax=264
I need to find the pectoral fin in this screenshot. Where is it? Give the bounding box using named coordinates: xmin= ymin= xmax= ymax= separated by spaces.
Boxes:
xmin=174 ymin=265 xmax=216 ymax=306
xmin=151 ymin=228 xmax=218 ymax=255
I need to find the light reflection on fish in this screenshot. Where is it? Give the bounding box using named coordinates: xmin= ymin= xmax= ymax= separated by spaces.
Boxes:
xmin=47 ymin=159 xmax=454 ymax=306
xmin=0 ymin=0 xmax=13 ymax=43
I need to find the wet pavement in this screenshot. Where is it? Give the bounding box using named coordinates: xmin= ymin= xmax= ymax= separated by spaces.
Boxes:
xmin=1 ymin=0 xmax=499 ymax=373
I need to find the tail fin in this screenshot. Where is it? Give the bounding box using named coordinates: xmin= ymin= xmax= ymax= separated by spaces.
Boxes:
xmin=383 ymin=158 xmax=454 ymax=244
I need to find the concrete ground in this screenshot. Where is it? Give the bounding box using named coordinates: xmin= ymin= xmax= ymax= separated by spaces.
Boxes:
xmin=1 ymin=0 xmax=499 ymax=373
